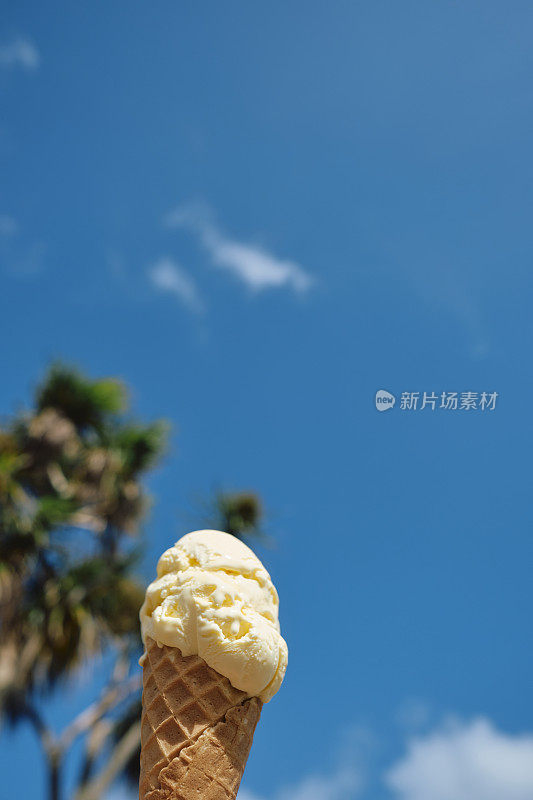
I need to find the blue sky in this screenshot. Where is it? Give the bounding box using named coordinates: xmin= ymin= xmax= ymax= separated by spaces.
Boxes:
xmin=1 ymin=2 xmax=533 ymax=799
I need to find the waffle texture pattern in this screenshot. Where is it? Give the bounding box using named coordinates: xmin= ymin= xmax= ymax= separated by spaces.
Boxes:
xmin=140 ymin=637 xmax=262 ymax=800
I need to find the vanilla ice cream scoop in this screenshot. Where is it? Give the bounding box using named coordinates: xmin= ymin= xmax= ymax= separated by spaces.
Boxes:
xmin=139 ymin=530 xmax=288 ymax=702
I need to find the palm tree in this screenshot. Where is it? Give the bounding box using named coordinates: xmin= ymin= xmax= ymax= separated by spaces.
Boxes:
xmin=0 ymin=364 xmax=264 ymax=800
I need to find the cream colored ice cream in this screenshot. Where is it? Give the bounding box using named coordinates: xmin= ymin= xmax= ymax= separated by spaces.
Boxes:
xmin=139 ymin=530 xmax=288 ymax=702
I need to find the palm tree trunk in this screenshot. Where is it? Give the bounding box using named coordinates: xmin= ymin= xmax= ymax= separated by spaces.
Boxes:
xmin=49 ymin=752 xmax=61 ymax=800
xmin=74 ymin=721 xmax=141 ymax=800
xmin=20 ymin=699 xmax=62 ymax=800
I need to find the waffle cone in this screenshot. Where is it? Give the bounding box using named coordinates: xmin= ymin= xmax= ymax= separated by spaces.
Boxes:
xmin=140 ymin=637 xmax=262 ymax=800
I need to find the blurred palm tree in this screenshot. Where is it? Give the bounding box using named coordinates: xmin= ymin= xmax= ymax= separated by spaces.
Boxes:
xmin=215 ymin=491 xmax=263 ymax=539
xmin=0 ymin=363 xmax=264 ymax=800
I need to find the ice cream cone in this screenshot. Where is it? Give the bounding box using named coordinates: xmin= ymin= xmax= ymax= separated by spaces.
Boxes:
xmin=140 ymin=637 xmax=262 ymax=800
xmin=139 ymin=531 xmax=287 ymax=799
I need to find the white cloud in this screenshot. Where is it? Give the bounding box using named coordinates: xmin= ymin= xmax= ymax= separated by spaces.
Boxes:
xmin=110 ymin=714 xmax=533 ymax=800
xmin=164 ymin=203 xmax=313 ymax=293
xmin=148 ymin=256 xmax=204 ymax=313
xmin=240 ymin=726 xmax=366 ymax=800
xmin=385 ymin=717 xmax=533 ymax=800
xmin=277 ymin=767 xmax=360 ymax=800
xmin=0 ymin=37 xmax=40 ymax=70
xmin=240 ymin=764 xmax=360 ymax=800
xmin=206 ymin=237 xmax=312 ymax=293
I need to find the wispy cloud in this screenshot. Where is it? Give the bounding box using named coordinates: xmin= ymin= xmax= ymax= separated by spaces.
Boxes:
xmin=278 ymin=766 xmax=360 ymax=800
xmin=107 ymin=713 xmax=533 ymax=800
xmin=241 ymin=765 xmax=360 ymax=800
xmin=164 ymin=203 xmax=313 ymax=293
xmin=0 ymin=37 xmax=40 ymax=71
xmin=240 ymin=726 xmax=369 ymax=800
xmin=148 ymin=256 xmax=204 ymax=313
xmin=240 ymin=714 xmax=533 ymax=800
xmin=385 ymin=717 xmax=533 ymax=800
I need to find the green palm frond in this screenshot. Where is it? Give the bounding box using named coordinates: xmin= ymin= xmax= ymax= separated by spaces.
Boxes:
xmin=36 ymin=363 xmax=127 ymax=432
xmin=0 ymin=363 xmax=169 ymax=708
xmin=111 ymin=421 xmax=169 ymax=477
xmin=215 ymin=491 xmax=263 ymax=539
